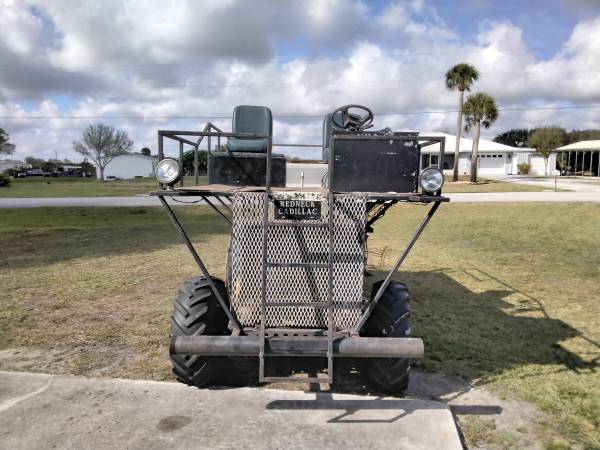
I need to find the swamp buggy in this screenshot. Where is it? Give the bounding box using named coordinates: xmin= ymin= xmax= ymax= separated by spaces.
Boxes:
xmin=152 ymin=104 xmax=448 ymax=393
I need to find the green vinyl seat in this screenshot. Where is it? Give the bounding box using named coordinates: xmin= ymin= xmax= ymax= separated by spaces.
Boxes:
xmin=226 ymin=105 xmax=273 ymax=153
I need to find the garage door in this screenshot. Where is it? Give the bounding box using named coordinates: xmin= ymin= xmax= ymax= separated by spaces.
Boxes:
xmin=529 ymin=155 xmax=548 ymax=176
xmin=478 ymin=154 xmax=506 ymax=175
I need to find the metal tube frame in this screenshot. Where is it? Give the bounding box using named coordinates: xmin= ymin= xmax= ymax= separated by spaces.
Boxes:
xmin=158 ymin=196 xmax=242 ymax=333
xmin=156 ymin=125 xmax=448 ymax=364
xmin=353 ymin=200 xmax=442 ymax=334
xmin=170 ymin=335 xmax=425 ymax=359
xmin=199 ymin=194 xmax=232 ymax=226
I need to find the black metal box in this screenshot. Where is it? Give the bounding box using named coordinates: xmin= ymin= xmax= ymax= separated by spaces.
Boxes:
xmin=208 ymin=152 xmax=286 ymax=187
xmin=331 ymin=133 xmax=420 ymax=193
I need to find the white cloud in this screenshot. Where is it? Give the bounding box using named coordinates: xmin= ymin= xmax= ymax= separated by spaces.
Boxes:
xmin=1 ymin=0 xmax=600 ymax=162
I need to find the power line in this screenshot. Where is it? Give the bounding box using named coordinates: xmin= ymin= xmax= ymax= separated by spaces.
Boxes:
xmin=1 ymin=104 xmax=600 ymax=120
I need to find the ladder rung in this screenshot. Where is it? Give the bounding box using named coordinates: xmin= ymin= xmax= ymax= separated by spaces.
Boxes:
xmin=266 ymin=222 xmax=329 ymax=228
xmin=265 ymin=302 xmax=329 ymax=307
xmin=261 ymin=376 xmax=330 ymax=384
xmin=266 ymin=262 xmax=328 ymax=269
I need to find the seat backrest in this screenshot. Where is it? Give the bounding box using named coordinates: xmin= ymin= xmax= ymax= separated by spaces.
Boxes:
xmin=322 ymin=112 xmax=344 ymax=161
xmin=227 ymin=105 xmax=272 ymax=153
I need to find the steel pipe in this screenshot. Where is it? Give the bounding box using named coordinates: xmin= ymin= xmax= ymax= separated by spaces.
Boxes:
xmin=170 ymin=336 xmax=424 ymax=359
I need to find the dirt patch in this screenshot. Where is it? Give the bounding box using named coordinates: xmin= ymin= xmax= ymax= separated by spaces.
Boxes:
xmin=0 ymin=345 xmax=154 ymax=379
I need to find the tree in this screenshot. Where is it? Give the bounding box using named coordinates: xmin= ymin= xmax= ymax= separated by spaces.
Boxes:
xmin=80 ymin=160 xmax=96 ymax=177
xmin=463 ymin=92 xmax=499 ymax=183
xmin=527 ymin=126 xmax=565 ymax=176
xmin=493 ymin=129 xmax=530 ymax=148
xmin=73 ymin=124 xmax=133 ymax=180
xmin=445 ymin=63 xmax=480 ymax=181
xmin=0 ymin=127 xmax=16 ymax=155
xmin=565 ymin=129 xmax=600 ymax=144
xmin=182 ymin=149 xmax=207 ymax=171
xmin=24 ymin=156 xmax=45 ymax=168
xmin=140 ymin=147 xmax=151 ymax=156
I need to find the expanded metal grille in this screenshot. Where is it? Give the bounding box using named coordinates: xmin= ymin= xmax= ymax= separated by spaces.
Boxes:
xmin=228 ymin=192 xmax=366 ymax=329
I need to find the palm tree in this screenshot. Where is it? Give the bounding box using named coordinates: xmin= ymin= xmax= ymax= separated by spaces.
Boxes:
xmin=445 ymin=63 xmax=479 ymax=181
xmin=463 ymin=92 xmax=499 ymax=183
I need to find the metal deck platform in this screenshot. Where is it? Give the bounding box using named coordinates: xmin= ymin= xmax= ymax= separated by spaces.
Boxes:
xmin=150 ymin=184 xmax=449 ymax=203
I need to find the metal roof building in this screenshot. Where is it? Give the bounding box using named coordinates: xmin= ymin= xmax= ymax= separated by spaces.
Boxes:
xmin=555 ymin=140 xmax=600 ymax=176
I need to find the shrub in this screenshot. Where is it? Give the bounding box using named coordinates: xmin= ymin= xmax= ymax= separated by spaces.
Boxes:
xmin=0 ymin=173 xmax=10 ymax=187
xmin=3 ymin=168 xmax=18 ymax=177
xmin=517 ymin=162 xmax=531 ymax=175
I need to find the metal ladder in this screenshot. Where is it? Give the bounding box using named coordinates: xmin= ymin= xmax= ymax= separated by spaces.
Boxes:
xmin=258 ymin=145 xmax=334 ymax=384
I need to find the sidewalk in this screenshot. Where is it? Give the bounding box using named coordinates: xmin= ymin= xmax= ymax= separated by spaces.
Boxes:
xmin=0 ymin=370 xmax=462 ymax=450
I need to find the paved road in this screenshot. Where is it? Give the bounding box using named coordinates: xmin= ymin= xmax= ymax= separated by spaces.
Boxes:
xmin=0 ymin=371 xmax=461 ymax=450
xmin=0 ymin=196 xmax=206 ymax=208
xmin=0 ymin=191 xmax=598 ymax=208
xmin=447 ymin=191 xmax=599 ymax=203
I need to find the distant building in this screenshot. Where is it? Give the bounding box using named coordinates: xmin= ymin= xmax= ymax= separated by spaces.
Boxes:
xmin=99 ymin=153 xmax=157 ymax=180
xmin=0 ymin=159 xmax=30 ymax=173
xmin=555 ymin=140 xmax=600 ymax=176
xmin=419 ymin=132 xmax=555 ymax=176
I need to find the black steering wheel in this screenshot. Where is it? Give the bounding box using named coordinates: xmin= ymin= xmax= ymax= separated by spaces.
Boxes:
xmin=331 ymin=104 xmax=374 ymax=131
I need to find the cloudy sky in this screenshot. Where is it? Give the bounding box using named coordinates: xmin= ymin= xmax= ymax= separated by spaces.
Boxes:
xmin=1 ymin=0 xmax=600 ymax=161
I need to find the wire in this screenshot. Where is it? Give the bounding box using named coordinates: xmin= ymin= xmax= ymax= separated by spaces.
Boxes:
xmin=170 ymin=197 xmax=203 ymax=204
xmin=2 ymin=104 xmax=600 ymax=120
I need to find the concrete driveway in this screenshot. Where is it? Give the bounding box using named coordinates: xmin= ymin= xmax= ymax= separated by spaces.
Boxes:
xmin=0 ymin=371 xmax=462 ymax=450
xmin=0 ymin=191 xmax=599 ymax=208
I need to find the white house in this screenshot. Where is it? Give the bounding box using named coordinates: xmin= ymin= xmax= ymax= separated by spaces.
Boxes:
xmin=99 ymin=153 xmax=157 ymax=180
xmin=0 ymin=159 xmax=30 ymax=173
xmin=420 ymin=132 xmax=555 ymax=176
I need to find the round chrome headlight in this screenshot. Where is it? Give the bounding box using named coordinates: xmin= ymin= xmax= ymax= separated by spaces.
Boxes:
xmin=155 ymin=158 xmax=181 ymax=185
xmin=419 ymin=167 xmax=444 ymax=193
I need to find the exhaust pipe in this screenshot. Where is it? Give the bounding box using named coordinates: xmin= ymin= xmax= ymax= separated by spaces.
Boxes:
xmin=170 ymin=335 xmax=424 ymax=359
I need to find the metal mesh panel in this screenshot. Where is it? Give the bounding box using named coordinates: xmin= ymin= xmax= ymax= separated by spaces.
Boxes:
xmin=228 ymin=192 xmax=366 ymax=329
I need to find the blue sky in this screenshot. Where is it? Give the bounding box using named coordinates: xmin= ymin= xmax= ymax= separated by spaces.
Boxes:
xmin=433 ymin=0 xmax=599 ymax=59
xmin=1 ymin=0 xmax=600 ymax=160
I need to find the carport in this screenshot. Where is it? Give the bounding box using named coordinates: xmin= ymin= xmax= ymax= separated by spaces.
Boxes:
xmin=556 ymin=140 xmax=600 ymax=176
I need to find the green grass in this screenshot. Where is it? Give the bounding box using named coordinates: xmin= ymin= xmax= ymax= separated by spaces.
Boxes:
xmin=1 ymin=203 xmax=599 ymax=448
xmin=442 ymin=180 xmax=547 ymax=192
xmin=0 ymin=176 xmax=205 ymax=197
xmin=442 ymin=175 xmax=549 ymax=192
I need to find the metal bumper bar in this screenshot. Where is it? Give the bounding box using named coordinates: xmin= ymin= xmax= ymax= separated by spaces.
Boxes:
xmin=170 ymin=335 xmax=424 ymax=359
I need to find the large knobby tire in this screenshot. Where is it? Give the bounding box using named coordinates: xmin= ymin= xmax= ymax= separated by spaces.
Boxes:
xmin=170 ymin=276 xmax=258 ymax=387
xmin=170 ymin=277 xmax=230 ymax=387
xmin=363 ymin=280 xmax=411 ymax=394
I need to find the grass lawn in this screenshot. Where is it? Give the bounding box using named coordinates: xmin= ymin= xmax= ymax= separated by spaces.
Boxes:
xmin=442 ymin=175 xmax=550 ymax=192
xmin=0 ymin=176 xmax=205 ymax=198
xmin=1 ymin=203 xmax=599 ymax=448
xmin=442 ymin=180 xmax=547 ymax=192
xmin=0 ymin=175 xmax=546 ymax=197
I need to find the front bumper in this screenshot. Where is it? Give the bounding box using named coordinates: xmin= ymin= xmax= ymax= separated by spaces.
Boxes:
xmin=170 ymin=335 xmax=424 ymax=359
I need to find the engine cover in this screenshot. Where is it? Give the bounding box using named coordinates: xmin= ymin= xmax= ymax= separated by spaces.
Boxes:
xmin=227 ymin=192 xmax=366 ymax=330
